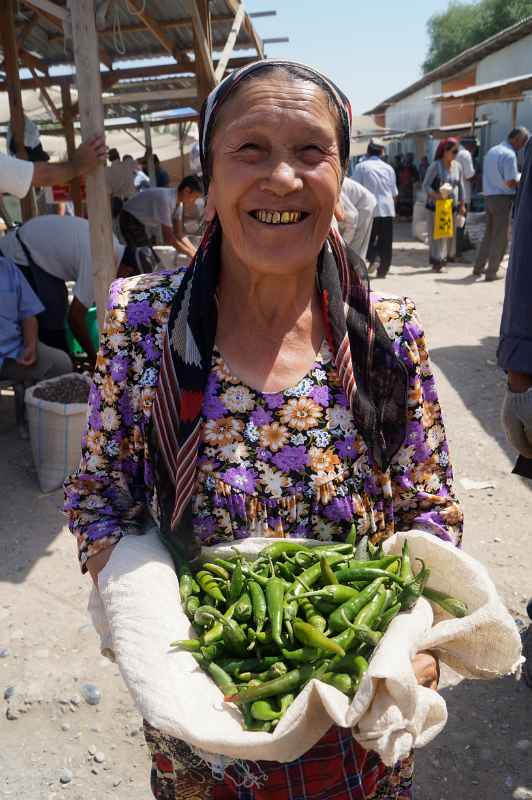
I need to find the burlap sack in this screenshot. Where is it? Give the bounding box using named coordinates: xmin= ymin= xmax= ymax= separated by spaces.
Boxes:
xmin=88 ymin=529 xmax=521 ymax=766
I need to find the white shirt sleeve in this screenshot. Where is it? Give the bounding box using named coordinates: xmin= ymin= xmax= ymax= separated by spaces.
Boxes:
xmin=0 ymin=153 xmax=34 ymax=199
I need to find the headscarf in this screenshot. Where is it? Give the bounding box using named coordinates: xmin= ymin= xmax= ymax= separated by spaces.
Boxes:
xmin=151 ymin=61 xmax=408 ymax=558
xmin=434 ymin=137 xmax=459 ymax=161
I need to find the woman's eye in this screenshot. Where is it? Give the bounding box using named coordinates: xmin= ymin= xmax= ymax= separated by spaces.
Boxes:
xmin=238 ymin=143 xmax=260 ymax=151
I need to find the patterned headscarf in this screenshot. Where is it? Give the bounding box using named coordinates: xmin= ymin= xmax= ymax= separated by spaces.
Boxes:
xmin=151 ymin=61 xmax=408 ymax=559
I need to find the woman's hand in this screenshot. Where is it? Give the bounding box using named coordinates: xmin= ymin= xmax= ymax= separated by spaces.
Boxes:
xmin=412 ymin=650 xmax=439 ymax=690
xmin=86 ymin=545 xmax=116 ymax=587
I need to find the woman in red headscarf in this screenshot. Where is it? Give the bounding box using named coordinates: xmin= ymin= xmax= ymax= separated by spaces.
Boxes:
xmin=422 ymin=138 xmax=466 ymax=272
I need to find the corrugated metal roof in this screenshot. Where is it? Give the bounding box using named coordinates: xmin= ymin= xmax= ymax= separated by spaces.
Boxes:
xmin=427 ymin=72 xmax=532 ymax=101
xmin=2 ymin=1 xmax=263 ymax=70
xmin=366 ymin=15 xmax=532 ymax=115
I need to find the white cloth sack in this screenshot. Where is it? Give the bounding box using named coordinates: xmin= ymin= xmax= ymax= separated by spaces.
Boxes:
xmin=25 ymin=374 xmax=90 ymax=493
xmin=89 ymin=529 xmax=521 ymax=766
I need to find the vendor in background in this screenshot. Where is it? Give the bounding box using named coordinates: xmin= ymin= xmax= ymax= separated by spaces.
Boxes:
xmin=0 ymin=135 xmax=106 ymax=200
xmin=119 ymin=176 xmax=204 ymax=259
xmin=422 ymin=138 xmax=466 ymax=273
xmin=498 ymin=137 xmax=532 ymax=686
xmin=454 ymin=137 xmax=477 ymax=259
xmin=0 ymin=215 xmax=145 ymax=369
xmin=335 ymin=175 xmax=376 ymax=258
xmin=105 ymin=147 xmax=137 ymax=219
xmin=0 ymin=256 xmax=71 ymax=405
xmin=153 ymin=154 xmax=170 ymax=188
xmin=396 ymin=153 xmax=419 ymax=219
xmin=123 ymin=154 xmax=150 ymax=190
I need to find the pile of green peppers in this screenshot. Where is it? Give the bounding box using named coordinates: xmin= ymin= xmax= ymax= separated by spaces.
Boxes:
xmin=170 ymin=534 xmax=467 ymax=733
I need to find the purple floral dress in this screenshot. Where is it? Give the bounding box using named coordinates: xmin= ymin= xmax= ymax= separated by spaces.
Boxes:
xmin=64 ymin=270 xmax=463 ymax=800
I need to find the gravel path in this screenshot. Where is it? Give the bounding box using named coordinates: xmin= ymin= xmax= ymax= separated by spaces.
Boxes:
xmin=1 ymin=224 xmax=530 ymax=800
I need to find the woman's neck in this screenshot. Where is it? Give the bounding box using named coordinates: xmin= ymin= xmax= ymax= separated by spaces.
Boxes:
xmin=442 ymin=156 xmax=453 ymax=170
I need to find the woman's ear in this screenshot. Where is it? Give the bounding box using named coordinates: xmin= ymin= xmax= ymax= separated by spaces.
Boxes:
xmin=204 ymin=188 xmax=217 ymax=222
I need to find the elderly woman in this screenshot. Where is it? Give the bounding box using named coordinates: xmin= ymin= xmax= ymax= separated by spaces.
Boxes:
xmin=423 ymin=138 xmax=466 ymax=272
xmin=65 ymin=61 xmax=463 ymax=800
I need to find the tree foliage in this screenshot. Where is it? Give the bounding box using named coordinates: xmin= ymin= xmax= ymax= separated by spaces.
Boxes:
xmin=422 ymin=0 xmax=532 ymax=73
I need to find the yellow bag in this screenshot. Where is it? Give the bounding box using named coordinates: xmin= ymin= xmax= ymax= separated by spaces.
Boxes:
xmin=433 ymin=198 xmax=454 ymax=239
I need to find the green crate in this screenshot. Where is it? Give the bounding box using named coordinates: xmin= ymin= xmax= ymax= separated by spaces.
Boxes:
xmin=65 ymin=305 xmax=99 ymax=357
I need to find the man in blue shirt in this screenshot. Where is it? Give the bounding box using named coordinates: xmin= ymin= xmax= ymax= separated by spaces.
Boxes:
xmin=474 ymin=127 xmax=529 ymax=281
xmin=497 ymin=138 xmax=532 ymax=685
xmin=0 ymin=256 xmax=71 ymax=386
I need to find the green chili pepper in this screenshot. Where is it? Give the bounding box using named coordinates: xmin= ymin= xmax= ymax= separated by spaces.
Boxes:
xmin=398 ymin=561 xmax=431 ymax=611
xmin=200 ymin=642 xmax=227 ymax=661
xmin=178 ymin=569 xmax=199 ymax=604
xmin=169 ymin=638 xmax=201 ymax=651
xmin=288 ymin=555 xmax=345 ymax=597
xmin=279 ymin=693 xmax=295 ymax=715
xmin=399 ymin=540 xmax=414 ymax=584
xmin=322 ymin=672 xmax=353 ymax=695
xmin=339 ymin=621 xmax=383 ymax=647
xmin=298 ymin=597 xmax=327 ymax=632
xmin=213 ymin=557 xmax=237 ymax=573
xmin=234 ymin=592 xmax=252 ymax=622
xmin=331 ymin=626 xmax=359 ymax=652
xmin=354 ymin=534 xmax=369 ymax=562
xmin=228 ymin=560 xmax=245 ymax=603
xmin=197 ymin=606 xmax=248 ymax=656
xmin=184 ymin=595 xmax=200 ymax=620
xmin=265 ymin=577 xmax=285 ymax=647
xmin=250 ymin=700 xmax=282 ymax=721
xmin=219 ymin=656 xmax=280 ymax=676
xmin=196 ymin=571 xmax=226 ymax=603
xmin=290 ymin=585 xmax=359 ymax=605
xmin=332 ymin=566 xmax=403 ymax=586
xmin=377 ymin=601 xmax=402 ymax=632
xmin=354 ymin=585 xmax=387 ymax=628
xmin=202 ymin=622 xmax=224 ymax=645
xmin=248 ymin=580 xmax=267 ymax=634
xmin=422 ymin=586 xmax=468 ymax=618
xmin=281 ymin=647 xmax=321 ymax=663
xmin=320 ymin=555 xmax=339 ymax=585
xmin=312 ymin=597 xmax=339 ymax=616
xmin=311 ymin=543 xmax=353 ymax=554
xmin=328 ymin=578 xmax=387 ymax=633
xmin=329 ymin=651 xmax=368 ymax=676
xmin=346 ymin=523 xmax=357 ymax=546
xmin=292 ymin=619 xmax=345 ymax=655
xmin=260 ymin=542 xmax=312 ymax=560
xmin=276 ymin=562 xmax=296 ymax=582
xmin=256 ymin=662 xmax=288 ymax=681
xmin=203 ymin=562 xmax=231 ymax=581
xmin=227 ymin=664 xmax=314 ymax=703
xmin=207 ymin=661 xmax=238 ymax=697
xmin=343 ymin=555 xmax=400 ymax=572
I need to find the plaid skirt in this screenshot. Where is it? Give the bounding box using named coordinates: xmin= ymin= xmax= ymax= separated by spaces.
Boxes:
xmin=143 ymin=721 xmax=413 ymax=800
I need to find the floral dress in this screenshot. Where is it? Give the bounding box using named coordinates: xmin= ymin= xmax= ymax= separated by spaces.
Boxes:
xmin=65 ymin=270 xmax=463 ymax=800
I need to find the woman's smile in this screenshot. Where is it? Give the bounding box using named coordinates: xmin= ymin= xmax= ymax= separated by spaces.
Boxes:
xmin=248 ymin=209 xmax=310 ymax=225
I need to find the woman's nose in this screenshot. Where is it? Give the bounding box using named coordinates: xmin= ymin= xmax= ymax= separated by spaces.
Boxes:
xmin=260 ymin=159 xmax=303 ymax=196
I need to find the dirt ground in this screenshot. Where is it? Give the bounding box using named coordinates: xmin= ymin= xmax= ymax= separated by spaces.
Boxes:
xmin=1 ymin=223 xmax=531 ymax=800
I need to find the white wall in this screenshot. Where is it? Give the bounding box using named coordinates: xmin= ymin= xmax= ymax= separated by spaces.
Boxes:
xmin=477 ymin=33 xmax=532 ymax=83
xmin=384 ymin=80 xmax=442 ymax=133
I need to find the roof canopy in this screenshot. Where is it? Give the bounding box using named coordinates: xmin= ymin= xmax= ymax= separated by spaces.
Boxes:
xmin=427 ymin=72 xmax=532 ymax=104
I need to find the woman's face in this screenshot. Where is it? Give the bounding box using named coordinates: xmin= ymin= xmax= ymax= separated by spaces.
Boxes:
xmin=206 ymin=75 xmax=343 ymax=278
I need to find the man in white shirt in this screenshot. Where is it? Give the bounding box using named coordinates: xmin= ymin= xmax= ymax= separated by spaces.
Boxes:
xmin=120 ymin=176 xmax=204 ymax=259
xmin=105 ymin=148 xmax=137 ymax=218
xmin=353 ymin=139 xmax=398 ymax=277
xmin=0 ymin=135 xmax=106 ymax=199
xmin=454 ymin=137 xmax=476 ymax=257
xmin=336 ymin=177 xmax=376 ymax=258
xmin=0 ymin=216 xmax=141 ymax=366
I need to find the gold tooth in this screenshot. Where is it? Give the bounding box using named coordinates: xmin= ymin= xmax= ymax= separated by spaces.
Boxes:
xmin=259 ymin=210 xmax=265 ymax=222
xmin=281 ymin=211 xmax=290 ymax=224
xmin=290 ymin=212 xmax=296 ymax=223
xmin=266 ymin=212 xmax=273 ymax=223
xmin=272 ymin=211 xmax=281 ymax=224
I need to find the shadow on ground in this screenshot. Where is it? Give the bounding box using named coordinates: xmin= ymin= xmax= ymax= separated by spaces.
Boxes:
xmin=415 ymin=671 xmax=532 ymax=800
xmin=0 ymin=393 xmax=66 ymax=584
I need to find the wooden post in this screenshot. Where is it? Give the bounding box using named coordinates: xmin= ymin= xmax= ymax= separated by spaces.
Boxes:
xmin=511 ymin=100 xmax=518 ymax=129
xmin=61 ymin=83 xmax=83 ymax=217
xmin=143 ymin=119 xmax=157 ymax=186
xmin=69 ymin=0 xmax=115 ymax=328
xmin=1 ymin=0 xmax=33 ymax=220
xmin=192 ymin=0 xmax=215 ymax=105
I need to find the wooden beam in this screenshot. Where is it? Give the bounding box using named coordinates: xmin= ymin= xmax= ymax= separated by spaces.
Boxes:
xmin=47 ymin=11 xmax=276 ymax=41
xmin=1 ymin=0 xmax=33 ymax=220
xmin=189 ymin=0 xmax=216 ymax=103
xmin=129 ymin=5 xmax=192 ymax=65
xmin=61 ymin=83 xmax=83 ymax=216
xmin=143 ymin=120 xmax=157 ymax=187
xmin=22 ymin=0 xmax=67 ymax=20
xmin=214 ymin=2 xmax=245 ymax=82
xmin=225 ymin=0 xmax=264 ymax=58
xmin=16 ymin=12 xmax=39 ymax=47
xmin=69 ymin=0 xmax=115 ymax=329
xmin=19 ymin=49 xmax=49 ymax=75
xmin=0 ymin=56 xmax=256 ymax=92
xmin=28 ymin=66 xmax=62 ymax=123
xmin=38 ymin=112 xmax=198 ymax=137
xmin=102 ymin=88 xmax=197 ymax=106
